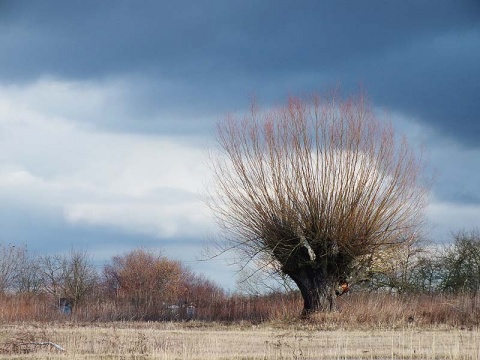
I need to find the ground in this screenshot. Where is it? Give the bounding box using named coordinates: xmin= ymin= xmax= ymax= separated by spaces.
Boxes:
xmin=0 ymin=321 xmax=478 ymax=359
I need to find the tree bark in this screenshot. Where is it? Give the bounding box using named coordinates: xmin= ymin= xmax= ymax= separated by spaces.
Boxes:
xmin=287 ymin=267 xmax=337 ymax=315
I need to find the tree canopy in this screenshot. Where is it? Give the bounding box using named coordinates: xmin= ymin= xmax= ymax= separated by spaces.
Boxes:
xmin=208 ymin=93 xmax=430 ymax=313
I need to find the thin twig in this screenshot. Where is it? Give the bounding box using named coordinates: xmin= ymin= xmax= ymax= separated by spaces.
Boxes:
xmin=21 ymin=342 xmax=66 ymax=352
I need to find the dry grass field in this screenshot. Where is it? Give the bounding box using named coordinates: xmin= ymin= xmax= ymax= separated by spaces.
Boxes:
xmin=1 ymin=321 xmax=479 ymax=360
xmin=1 ymin=292 xmax=480 ymax=359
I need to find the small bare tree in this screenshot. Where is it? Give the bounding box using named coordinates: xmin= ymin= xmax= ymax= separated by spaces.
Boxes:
xmin=39 ymin=250 xmax=97 ymax=305
xmin=0 ymin=244 xmax=26 ymax=293
xmin=15 ymin=250 xmax=43 ymax=295
xmin=39 ymin=254 xmax=65 ymax=298
xmin=62 ymin=250 xmax=98 ymax=305
xmin=439 ymin=229 xmax=480 ymax=294
xmin=207 ymin=93 xmax=430 ymax=314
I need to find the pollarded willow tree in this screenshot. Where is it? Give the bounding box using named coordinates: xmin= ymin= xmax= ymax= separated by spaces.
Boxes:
xmin=207 ymin=93 xmax=430 ymax=314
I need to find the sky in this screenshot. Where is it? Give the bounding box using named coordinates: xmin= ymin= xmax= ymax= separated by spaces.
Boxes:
xmin=0 ymin=1 xmax=479 ymax=290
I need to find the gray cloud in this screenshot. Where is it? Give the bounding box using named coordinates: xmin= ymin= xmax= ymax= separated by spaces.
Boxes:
xmin=1 ymin=1 xmax=479 ymax=143
xmin=2 ymin=1 xmax=477 ymax=79
xmin=1 ymin=1 xmax=479 ymax=288
xmin=0 ymin=202 xmax=149 ymax=251
xmin=0 ymin=201 xmax=230 ymax=285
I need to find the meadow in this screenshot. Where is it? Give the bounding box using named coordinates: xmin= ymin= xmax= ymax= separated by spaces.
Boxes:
xmin=1 ymin=321 xmax=480 ymax=359
xmin=1 ymin=292 xmax=480 ymax=359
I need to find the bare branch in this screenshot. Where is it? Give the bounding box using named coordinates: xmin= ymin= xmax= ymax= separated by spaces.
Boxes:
xmin=206 ymin=92 xmax=430 ymax=313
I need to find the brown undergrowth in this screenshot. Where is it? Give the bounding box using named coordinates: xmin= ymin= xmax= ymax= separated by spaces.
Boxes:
xmin=0 ymin=292 xmax=479 ymax=329
xmin=308 ymin=292 xmax=480 ymax=330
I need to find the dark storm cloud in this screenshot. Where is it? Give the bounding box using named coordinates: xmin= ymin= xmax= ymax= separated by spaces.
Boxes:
xmin=1 ymin=0 xmax=479 ymax=142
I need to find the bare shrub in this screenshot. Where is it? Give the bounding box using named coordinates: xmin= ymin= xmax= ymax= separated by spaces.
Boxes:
xmin=102 ymin=248 xmax=224 ymax=321
xmin=439 ymin=228 xmax=480 ymax=293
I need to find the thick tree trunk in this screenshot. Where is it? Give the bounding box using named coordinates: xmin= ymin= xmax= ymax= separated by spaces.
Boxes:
xmin=287 ymin=267 xmax=337 ymax=315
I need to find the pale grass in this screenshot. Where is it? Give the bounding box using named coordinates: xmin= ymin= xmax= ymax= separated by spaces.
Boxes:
xmin=1 ymin=322 xmax=480 ymax=359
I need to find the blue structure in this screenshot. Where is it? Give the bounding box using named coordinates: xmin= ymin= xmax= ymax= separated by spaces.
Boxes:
xmin=58 ymin=298 xmax=73 ymax=315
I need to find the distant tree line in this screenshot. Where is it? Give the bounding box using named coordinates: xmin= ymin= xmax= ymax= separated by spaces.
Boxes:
xmin=361 ymin=229 xmax=480 ymax=295
xmin=1 ymin=230 xmax=480 ymax=321
xmin=0 ymin=246 xmax=224 ymax=320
